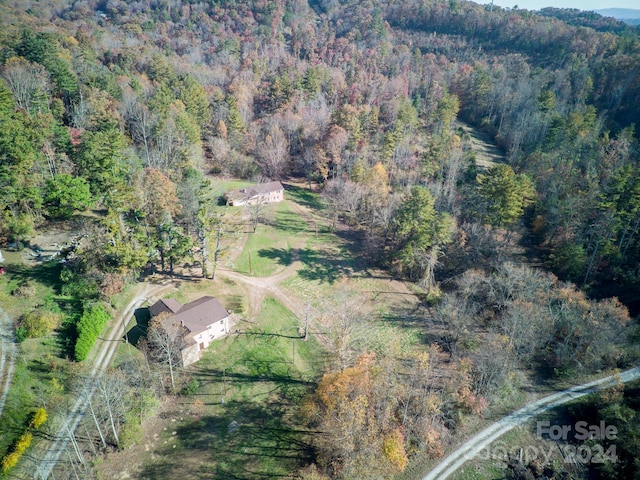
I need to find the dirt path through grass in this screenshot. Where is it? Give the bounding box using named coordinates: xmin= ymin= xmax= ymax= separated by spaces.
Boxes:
xmin=457 ymin=120 xmax=507 ymax=170
xmin=218 ymin=267 xmax=307 ymax=321
xmin=0 ymin=307 xmax=16 ymax=418
xmin=219 ymin=192 xmax=317 ymax=320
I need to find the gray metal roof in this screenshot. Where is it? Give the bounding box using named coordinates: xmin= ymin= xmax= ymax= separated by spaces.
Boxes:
xmin=172 ymin=296 xmax=229 ymax=336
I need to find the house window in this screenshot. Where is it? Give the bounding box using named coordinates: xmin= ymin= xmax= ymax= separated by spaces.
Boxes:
xmin=220 ymin=319 xmax=224 ymax=324
xmin=208 ymin=325 xmax=212 ymax=329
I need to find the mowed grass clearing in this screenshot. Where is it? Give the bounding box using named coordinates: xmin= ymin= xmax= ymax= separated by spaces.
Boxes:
xmin=136 ymin=296 xmax=324 ymax=479
xmin=0 ymin=252 xmax=64 ymax=318
xmin=122 ymin=181 xmax=427 ymax=479
xmin=232 ymin=198 xmax=311 ymax=276
xmin=208 ymin=178 xmax=253 ymax=199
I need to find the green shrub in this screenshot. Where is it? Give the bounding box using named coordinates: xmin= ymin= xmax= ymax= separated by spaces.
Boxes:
xmin=180 ymin=378 xmax=200 ymax=396
xmin=60 ymin=267 xmax=100 ymax=299
xmin=74 ymin=303 xmax=110 ymax=361
xmin=74 ymin=334 xmax=94 ymax=361
xmin=20 ymin=308 xmax=62 ymax=338
xmin=118 ymin=420 xmax=143 ymax=450
xmin=14 ymin=326 xmax=27 ymax=342
xmin=43 ymin=173 xmax=93 ymax=219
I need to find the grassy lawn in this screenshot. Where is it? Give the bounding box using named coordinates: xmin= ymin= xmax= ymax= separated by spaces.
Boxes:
xmin=208 ymin=178 xmax=253 ymax=201
xmin=280 ymin=227 xmax=377 ymax=303
xmin=137 ymin=296 xmax=324 ymax=479
xmin=283 ymin=183 xmax=324 ymax=210
xmin=0 ymin=252 xmax=76 ymax=462
xmin=0 ymin=335 xmax=71 ymax=456
xmin=0 ymin=252 xmax=64 ymax=318
xmin=232 ymin=200 xmax=311 ymax=276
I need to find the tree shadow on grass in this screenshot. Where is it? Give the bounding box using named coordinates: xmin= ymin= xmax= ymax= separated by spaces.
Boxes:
xmin=222 ymin=294 xmax=246 ymax=316
xmin=55 ymin=313 xmax=78 ymax=360
xmin=273 ymin=210 xmax=308 ymax=235
xmin=258 ymin=245 xmax=391 ymax=284
xmin=195 ymin=336 xmax=318 ymax=391
xmin=53 ymin=296 xmax=83 ymax=317
xmin=283 ymin=184 xmax=323 ymax=210
xmin=125 ymin=307 xmax=151 ymax=346
xmin=379 ymin=303 xmax=427 ymax=330
xmin=255 ymin=247 xmax=287 ymax=264
xmin=297 ymin=247 xmax=356 ymax=283
xmin=193 ymin=367 xmax=315 ymax=393
xmin=378 ymin=304 xmax=441 ymax=344
xmin=257 ymin=246 xmax=353 ymax=284
xmin=2 ymin=261 xmax=63 ymax=294
xmin=138 ymin=399 xmax=317 ymax=480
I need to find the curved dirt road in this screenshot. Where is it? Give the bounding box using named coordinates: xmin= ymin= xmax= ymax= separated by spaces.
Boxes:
xmin=422 ymin=366 xmax=640 ymax=480
xmin=38 ymin=197 xmax=317 ymax=477
xmin=33 ymin=281 xmax=173 ymax=480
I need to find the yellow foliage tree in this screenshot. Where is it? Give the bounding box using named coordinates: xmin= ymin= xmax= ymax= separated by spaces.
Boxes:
xmin=383 ymin=428 xmax=409 ymax=472
xmin=364 ymin=161 xmax=390 ymax=197
xmin=1 ymin=452 xmax=20 ymax=473
xmin=2 ymin=432 xmax=32 ymax=473
xmin=14 ymin=432 xmax=32 ymax=454
xmin=20 ymin=309 xmax=62 ymax=338
xmin=30 ymin=407 xmax=48 ymax=429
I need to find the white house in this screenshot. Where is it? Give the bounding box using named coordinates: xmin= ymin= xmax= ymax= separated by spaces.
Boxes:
xmin=149 ymin=296 xmax=230 ymax=366
xmin=226 ymin=181 xmax=284 ymax=206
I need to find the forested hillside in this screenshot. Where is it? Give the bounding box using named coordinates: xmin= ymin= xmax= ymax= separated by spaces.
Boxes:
xmin=0 ymin=0 xmax=639 ymax=478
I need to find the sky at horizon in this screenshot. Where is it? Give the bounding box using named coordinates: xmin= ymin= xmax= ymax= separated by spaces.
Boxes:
xmin=486 ymin=0 xmax=640 ymax=12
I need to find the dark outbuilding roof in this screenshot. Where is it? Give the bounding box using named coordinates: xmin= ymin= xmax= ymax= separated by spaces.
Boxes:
xmin=149 ymin=298 xmax=182 ymax=317
xmin=149 ymin=296 xmax=229 ymax=336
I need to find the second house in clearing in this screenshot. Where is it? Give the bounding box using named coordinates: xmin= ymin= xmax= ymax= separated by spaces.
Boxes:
xmin=225 ymin=180 xmax=284 ymax=206
xmin=149 ymin=296 xmax=230 ymax=366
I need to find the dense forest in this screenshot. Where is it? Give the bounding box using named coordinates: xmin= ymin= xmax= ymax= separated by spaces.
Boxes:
xmin=0 ymin=0 xmax=639 ymax=478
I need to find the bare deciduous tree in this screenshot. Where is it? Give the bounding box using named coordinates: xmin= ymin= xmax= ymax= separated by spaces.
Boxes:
xmin=147 ymin=314 xmax=187 ymax=391
xmin=0 ymin=56 xmax=50 ymax=113
xmin=433 ymin=293 xmax=475 ymax=358
xmin=322 ymin=178 xmax=365 ymax=228
xmin=322 ymin=294 xmax=367 ymax=371
xmin=258 ymin=124 xmax=289 ymax=179
xmin=246 ymin=196 xmax=268 ymax=234
xmin=131 ymin=103 xmax=156 ymax=167
xmin=94 ymin=369 xmax=128 ymax=446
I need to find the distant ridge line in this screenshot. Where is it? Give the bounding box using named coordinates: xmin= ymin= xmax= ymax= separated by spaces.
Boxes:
xmin=595 ymin=7 xmax=640 ymax=19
